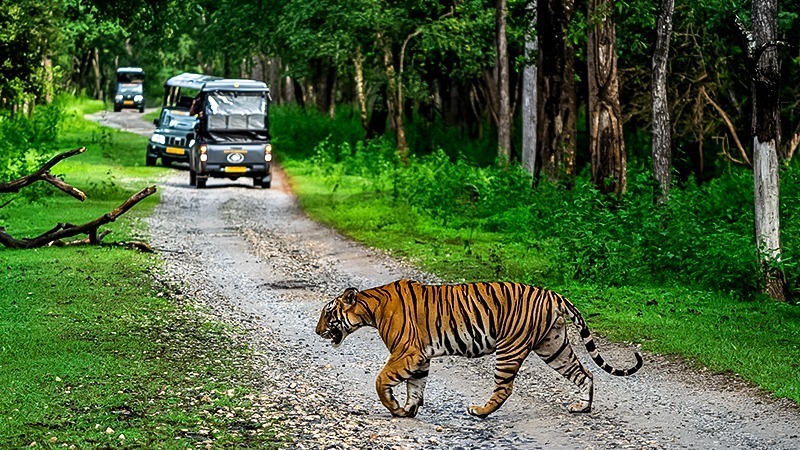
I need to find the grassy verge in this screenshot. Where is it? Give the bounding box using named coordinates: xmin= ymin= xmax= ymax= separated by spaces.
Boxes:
xmin=275 ymin=108 xmax=799 ymax=405
xmin=0 ymin=98 xmax=283 ymax=448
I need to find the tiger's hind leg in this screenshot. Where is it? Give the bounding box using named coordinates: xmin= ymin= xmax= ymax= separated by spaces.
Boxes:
xmin=533 ymin=316 xmax=594 ymax=413
xmin=468 ymin=345 xmax=531 ymax=418
xmin=403 ymin=361 xmax=430 ymax=417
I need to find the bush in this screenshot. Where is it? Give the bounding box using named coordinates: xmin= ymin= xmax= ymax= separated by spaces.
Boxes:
xmin=0 ymin=97 xmax=66 ymax=182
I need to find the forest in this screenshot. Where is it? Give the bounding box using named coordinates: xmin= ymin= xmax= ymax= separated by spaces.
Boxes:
xmin=3 ymin=2 xmax=800 ymax=445
xmin=2 ymin=0 xmax=800 ymax=301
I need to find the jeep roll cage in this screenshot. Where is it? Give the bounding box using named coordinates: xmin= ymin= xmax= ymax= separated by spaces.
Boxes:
xmin=162 ymin=72 xmax=222 ymax=110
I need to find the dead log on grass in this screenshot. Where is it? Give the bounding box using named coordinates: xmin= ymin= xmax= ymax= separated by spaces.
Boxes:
xmin=0 ymin=185 xmax=156 ymax=250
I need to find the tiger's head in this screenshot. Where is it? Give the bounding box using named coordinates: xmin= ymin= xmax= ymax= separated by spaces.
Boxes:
xmin=316 ymin=287 xmax=365 ymax=348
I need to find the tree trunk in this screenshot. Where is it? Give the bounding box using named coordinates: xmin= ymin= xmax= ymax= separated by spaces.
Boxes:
xmin=587 ymin=0 xmax=626 ymax=196
xmin=328 ymin=75 xmax=337 ymax=119
xmin=354 ymin=47 xmax=370 ymax=138
xmin=382 ymin=40 xmax=408 ymax=160
xmin=537 ymin=0 xmax=576 ymax=185
xmin=92 ymin=47 xmax=102 ymax=101
xmin=521 ymin=3 xmax=538 ymax=176
xmin=651 ymin=0 xmax=674 ymax=203
xmin=496 ymin=0 xmax=511 ymax=162
xmin=42 ymin=56 xmax=54 ymax=103
xmin=751 ymin=0 xmax=787 ymax=301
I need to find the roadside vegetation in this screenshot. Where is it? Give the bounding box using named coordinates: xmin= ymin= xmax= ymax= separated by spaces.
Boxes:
xmin=0 ymin=98 xmax=283 ymax=448
xmin=273 ymin=106 xmax=800 ymax=405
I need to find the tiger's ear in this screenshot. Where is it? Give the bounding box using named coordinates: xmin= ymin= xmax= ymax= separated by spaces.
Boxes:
xmin=342 ymin=287 xmax=358 ymax=306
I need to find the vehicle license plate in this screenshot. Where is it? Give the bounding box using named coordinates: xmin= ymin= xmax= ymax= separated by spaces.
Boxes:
xmin=123 ymin=100 xmax=134 ymax=105
xmin=165 ymin=147 xmax=184 ymax=155
xmin=224 ymin=166 xmax=247 ymax=173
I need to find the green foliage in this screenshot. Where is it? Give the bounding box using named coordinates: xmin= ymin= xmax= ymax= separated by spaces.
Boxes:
xmin=271 ymin=105 xmax=364 ymax=160
xmin=276 ymin=105 xmax=800 ymax=298
xmin=0 ymin=96 xmax=67 ymax=184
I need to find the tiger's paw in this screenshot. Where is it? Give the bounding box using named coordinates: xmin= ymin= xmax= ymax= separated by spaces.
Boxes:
xmin=402 ymin=404 xmax=419 ymax=418
xmin=467 ymin=405 xmax=490 ymax=419
xmin=390 ymin=407 xmax=416 ymax=418
xmin=565 ymin=401 xmax=591 ymax=413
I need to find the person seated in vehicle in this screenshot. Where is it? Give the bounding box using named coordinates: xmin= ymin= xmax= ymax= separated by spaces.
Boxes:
xmin=189 ymin=95 xmax=204 ymax=117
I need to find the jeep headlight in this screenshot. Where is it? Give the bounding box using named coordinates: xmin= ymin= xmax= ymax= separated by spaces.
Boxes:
xmin=264 ymin=143 xmax=273 ymax=162
xmin=150 ymin=134 xmax=166 ymax=145
xmin=199 ymin=144 xmax=208 ymax=162
xmin=115 ymin=94 xmax=123 ymax=101
xmin=134 ymin=95 xmax=144 ymax=102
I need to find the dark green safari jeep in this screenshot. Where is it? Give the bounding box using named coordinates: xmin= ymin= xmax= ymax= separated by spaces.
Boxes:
xmin=187 ymin=79 xmax=273 ymax=189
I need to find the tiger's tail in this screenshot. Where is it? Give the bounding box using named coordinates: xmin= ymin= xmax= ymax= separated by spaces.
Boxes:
xmin=558 ymin=293 xmax=643 ymax=376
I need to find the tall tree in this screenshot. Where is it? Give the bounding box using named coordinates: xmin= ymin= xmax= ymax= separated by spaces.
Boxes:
xmin=587 ymin=0 xmax=626 ymax=195
xmin=651 ymin=0 xmax=674 ymax=203
xmin=537 ymin=0 xmax=576 ymax=184
xmin=495 ymin=0 xmax=511 ymax=162
xmin=748 ymin=0 xmax=788 ymax=300
xmin=521 ymin=3 xmax=537 ymax=176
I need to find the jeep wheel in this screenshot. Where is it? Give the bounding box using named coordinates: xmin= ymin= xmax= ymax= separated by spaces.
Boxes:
xmin=114 ymin=105 xmax=121 ymax=112
xmin=146 ymin=155 xmax=157 ymax=166
xmin=196 ymin=175 xmax=207 ymax=189
xmin=254 ymin=176 xmax=271 ymax=189
xmin=139 ymin=106 xmax=145 ymax=113
xmin=261 ymin=179 xmax=271 ymax=189
xmin=189 ymin=170 xmax=197 ymax=186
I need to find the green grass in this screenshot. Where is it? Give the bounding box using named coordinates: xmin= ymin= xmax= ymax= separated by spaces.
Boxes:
xmin=142 ymin=109 xmax=161 ymax=124
xmin=282 ymin=159 xmax=800 ymax=405
xmin=0 ymin=98 xmax=283 ymax=448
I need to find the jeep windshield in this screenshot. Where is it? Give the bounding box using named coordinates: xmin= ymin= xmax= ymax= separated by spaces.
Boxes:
xmin=203 ymin=91 xmax=269 ymax=143
xmin=118 ymin=83 xmax=143 ymax=94
xmin=161 ymin=110 xmax=196 ymax=130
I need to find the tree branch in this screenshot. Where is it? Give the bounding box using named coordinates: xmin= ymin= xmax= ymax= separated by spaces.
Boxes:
xmin=0 ymin=185 xmax=157 ymax=249
xmin=783 ymin=120 xmax=800 ymax=162
xmin=699 ymin=87 xmax=751 ymax=166
xmin=0 ymin=147 xmax=87 ymax=200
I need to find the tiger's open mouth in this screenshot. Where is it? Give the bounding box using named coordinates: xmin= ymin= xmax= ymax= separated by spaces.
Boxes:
xmin=319 ymin=328 xmax=344 ymax=347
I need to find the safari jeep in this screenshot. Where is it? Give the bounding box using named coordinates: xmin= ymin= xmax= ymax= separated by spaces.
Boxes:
xmin=114 ymin=67 xmax=145 ymax=112
xmin=145 ymin=73 xmax=221 ymax=166
xmin=187 ymin=79 xmax=273 ymax=188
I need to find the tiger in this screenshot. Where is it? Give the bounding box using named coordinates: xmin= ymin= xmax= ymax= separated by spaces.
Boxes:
xmin=316 ymin=279 xmax=643 ymax=418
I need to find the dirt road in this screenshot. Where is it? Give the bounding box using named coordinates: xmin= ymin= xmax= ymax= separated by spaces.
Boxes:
xmin=94 ymin=109 xmax=800 ymax=449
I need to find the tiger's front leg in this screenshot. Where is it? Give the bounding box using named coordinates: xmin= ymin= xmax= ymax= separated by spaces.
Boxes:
xmin=376 ymin=353 xmax=427 ymax=418
xmin=403 ymin=360 xmax=430 ymax=417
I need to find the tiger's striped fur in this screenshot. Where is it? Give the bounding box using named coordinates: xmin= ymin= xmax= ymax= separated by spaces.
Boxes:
xmin=316 ymin=279 xmax=643 ymax=418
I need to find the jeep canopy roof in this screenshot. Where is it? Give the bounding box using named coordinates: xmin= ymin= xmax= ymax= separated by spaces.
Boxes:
xmin=200 ymin=79 xmax=269 ymax=93
xmin=164 ymin=72 xmax=222 ymax=91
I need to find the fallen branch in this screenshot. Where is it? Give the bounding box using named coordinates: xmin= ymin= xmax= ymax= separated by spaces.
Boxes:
xmin=699 ymin=87 xmax=751 ymax=166
xmin=0 ymin=185 xmax=157 ymax=249
xmin=0 ymin=147 xmax=87 ymax=200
